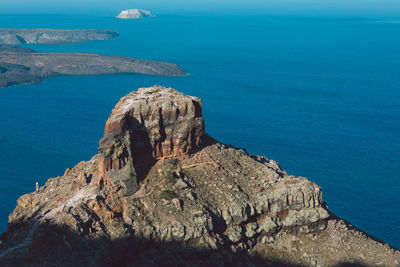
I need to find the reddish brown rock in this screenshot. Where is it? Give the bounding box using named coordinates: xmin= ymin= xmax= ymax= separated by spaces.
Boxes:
xmin=73 ymin=161 xmax=86 ymax=171
xmin=16 ymin=194 xmax=32 ymax=209
xmin=98 ymin=86 xmax=205 ymax=185
xmin=76 ymin=172 xmax=89 ymax=186
xmin=63 ymin=168 xmax=71 ymax=176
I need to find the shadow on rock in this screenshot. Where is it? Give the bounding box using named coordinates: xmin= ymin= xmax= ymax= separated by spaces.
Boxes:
xmin=333 ymin=263 xmax=368 ymax=267
xmin=0 ymin=220 xmax=310 ymax=267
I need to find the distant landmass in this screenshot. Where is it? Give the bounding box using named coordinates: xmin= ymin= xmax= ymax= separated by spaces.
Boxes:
xmin=0 ymin=45 xmax=185 ymax=87
xmin=0 ymin=29 xmax=119 ymax=45
xmin=116 ymin=9 xmax=154 ymax=19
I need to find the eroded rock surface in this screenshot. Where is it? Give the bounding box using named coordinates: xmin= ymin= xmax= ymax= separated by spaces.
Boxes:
xmin=98 ymin=86 xmax=205 ymax=190
xmin=0 ymin=86 xmax=398 ymax=267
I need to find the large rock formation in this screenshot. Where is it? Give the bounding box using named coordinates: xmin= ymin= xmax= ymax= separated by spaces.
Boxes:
xmin=0 ymin=86 xmax=398 ymax=266
xmin=97 ymin=86 xmax=205 ymax=194
xmin=0 ymin=29 xmax=118 ymax=45
xmin=116 ymin=9 xmax=154 ymax=19
xmin=0 ymin=46 xmax=186 ymax=87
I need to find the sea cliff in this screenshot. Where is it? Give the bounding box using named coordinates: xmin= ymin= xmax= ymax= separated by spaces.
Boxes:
xmin=0 ymin=86 xmax=398 ymax=266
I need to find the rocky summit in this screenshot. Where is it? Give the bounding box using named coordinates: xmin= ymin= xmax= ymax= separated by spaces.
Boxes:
xmin=97 ymin=86 xmax=205 ymax=194
xmin=0 ymin=86 xmax=398 ymax=266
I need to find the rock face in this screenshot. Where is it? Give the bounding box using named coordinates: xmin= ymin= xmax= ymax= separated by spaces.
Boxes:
xmin=98 ymin=86 xmax=205 ymax=185
xmin=0 ymin=29 xmax=119 ymax=45
xmin=116 ymin=9 xmax=154 ymax=19
xmin=0 ymin=46 xmax=186 ymax=87
xmin=0 ymin=86 xmax=399 ymax=266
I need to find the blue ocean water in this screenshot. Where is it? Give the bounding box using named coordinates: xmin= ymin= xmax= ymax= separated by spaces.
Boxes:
xmin=0 ymin=14 xmax=399 ymax=248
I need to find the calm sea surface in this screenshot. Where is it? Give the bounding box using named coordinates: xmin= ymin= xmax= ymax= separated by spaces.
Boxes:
xmin=0 ymin=14 xmax=399 ymax=248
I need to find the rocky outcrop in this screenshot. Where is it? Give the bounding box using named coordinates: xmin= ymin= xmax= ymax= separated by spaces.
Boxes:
xmin=116 ymin=9 xmax=154 ymax=19
xmin=0 ymin=86 xmax=398 ymax=266
xmin=0 ymin=29 xmax=118 ymax=45
xmin=98 ymin=86 xmax=205 ymax=188
xmin=0 ymin=46 xmax=186 ymax=87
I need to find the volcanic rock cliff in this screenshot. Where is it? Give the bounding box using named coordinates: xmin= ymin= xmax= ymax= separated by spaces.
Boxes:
xmin=0 ymin=86 xmax=398 ymax=266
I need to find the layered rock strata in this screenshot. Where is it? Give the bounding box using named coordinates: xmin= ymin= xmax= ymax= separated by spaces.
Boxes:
xmin=98 ymin=86 xmax=205 ymax=193
xmin=0 ymin=29 xmax=118 ymax=45
xmin=0 ymin=86 xmax=398 ymax=266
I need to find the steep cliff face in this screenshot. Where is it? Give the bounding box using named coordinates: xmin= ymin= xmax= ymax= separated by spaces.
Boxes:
xmin=0 ymin=86 xmax=398 ymax=266
xmin=97 ymin=86 xmax=205 ymax=193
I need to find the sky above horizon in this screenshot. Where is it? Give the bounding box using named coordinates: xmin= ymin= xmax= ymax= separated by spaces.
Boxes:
xmin=1 ymin=0 xmax=400 ymax=17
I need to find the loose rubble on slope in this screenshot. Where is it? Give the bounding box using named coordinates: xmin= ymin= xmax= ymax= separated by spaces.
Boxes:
xmin=0 ymin=86 xmax=398 ymax=266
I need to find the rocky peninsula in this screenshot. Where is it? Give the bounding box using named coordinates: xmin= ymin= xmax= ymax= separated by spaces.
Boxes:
xmin=116 ymin=9 xmax=154 ymax=19
xmin=0 ymin=29 xmax=119 ymax=45
xmin=0 ymin=45 xmax=185 ymax=87
xmin=0 ymin=86 xmax=398 ymax=266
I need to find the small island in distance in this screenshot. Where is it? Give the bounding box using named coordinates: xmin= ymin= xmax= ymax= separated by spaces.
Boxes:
xmin=116 ymin=9 xmax=155 ymax=19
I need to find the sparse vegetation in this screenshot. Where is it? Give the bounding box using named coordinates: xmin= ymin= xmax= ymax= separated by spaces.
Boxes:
xmin=318 ymin=232 xmax=326 ymax=239
xmin=165 ymin=170 xmax=176 ymax=184
xmin=159 ymin=190 xmax=178 ymax=200
xmin=168 ymin=158 xmax=178 ymax=166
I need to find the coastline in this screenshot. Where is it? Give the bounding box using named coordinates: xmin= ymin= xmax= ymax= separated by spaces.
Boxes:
xmin=0 ymin=13 xmax=399 ymax=250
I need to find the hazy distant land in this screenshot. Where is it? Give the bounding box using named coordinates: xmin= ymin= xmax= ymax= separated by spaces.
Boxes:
xmin=0 ymin=45 xmax=185 ymax=87
xmin=0 ymin=28 xmax=119 ymax=45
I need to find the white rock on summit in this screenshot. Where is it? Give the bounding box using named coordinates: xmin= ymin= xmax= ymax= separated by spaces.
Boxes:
xmin=116 ymin=9 xmax=154 ymax=19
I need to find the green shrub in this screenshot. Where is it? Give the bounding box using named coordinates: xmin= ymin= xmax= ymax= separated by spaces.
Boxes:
xmin=165 ymin=170 xmax=176 ymax=184
xmin=159 ymin=190 xmax=177 ymax=201
xmin=168 ymin=158 xmax=178 ymax=166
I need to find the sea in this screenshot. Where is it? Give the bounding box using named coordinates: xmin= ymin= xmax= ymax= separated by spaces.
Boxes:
xmin=0 ymin=13 xmax=399 ymax=249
